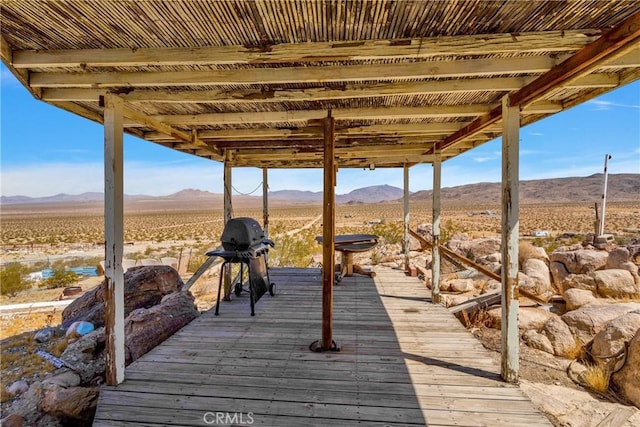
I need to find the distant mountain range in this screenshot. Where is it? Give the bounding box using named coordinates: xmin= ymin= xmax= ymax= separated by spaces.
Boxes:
xmin=0 ymin=184 xmax=406 ymax=206
xmin=1 ymin=174 xmax=638 ymax=206
xmin=270 ymin=184 xmax=405 ymax=204
xmin=409 ymin=173 xmax=639 ymax=204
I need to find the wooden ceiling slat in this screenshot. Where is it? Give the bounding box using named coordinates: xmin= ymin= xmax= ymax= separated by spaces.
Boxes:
xmin=13 ymin=30 xmax=600 ymax=68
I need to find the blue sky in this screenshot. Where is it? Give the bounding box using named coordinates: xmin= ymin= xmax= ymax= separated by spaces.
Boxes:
xmin=1 ymin=64 xmax=638 ymax=197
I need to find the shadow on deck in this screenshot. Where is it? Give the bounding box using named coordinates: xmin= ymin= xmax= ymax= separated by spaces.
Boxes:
xmin=94 ymin=267 xmax=550 ymax=426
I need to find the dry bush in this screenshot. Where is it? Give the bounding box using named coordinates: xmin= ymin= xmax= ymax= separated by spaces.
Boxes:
xmin=459 ymin=307 xmax=495 ymax=329
xmin=519 ymin=241 xmax=540 ymax=266
xmin=582 ymin=364 xmax=610 ymax=393
xmin=564 ymin=341 xmax=587 ymax=361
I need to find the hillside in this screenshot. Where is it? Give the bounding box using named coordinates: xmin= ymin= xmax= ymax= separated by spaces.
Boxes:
xmin=409 ymin=174 xmax=639 ymax=204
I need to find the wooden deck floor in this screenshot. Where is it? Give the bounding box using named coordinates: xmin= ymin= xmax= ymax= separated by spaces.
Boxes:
xmin=94 ymin=267 xmax=551 ymax=426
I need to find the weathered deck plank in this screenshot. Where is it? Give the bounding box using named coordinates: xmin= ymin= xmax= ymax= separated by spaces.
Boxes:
xmin=94 ymin=267 xmax=551 ymax=426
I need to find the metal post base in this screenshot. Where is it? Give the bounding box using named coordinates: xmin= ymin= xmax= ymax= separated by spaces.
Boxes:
xmin=308 ymin=339 xmax=341 ymax=352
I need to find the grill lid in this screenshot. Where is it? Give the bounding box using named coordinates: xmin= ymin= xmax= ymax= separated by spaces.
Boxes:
xmin=221 ymin=217 xmax=265 ymax=251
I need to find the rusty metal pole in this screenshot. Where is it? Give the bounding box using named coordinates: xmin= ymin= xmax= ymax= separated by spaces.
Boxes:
xmin=321 ymin=111 xmax=336 ymax=351
xmin=103 ymin=94 xmax=125 ymax=385
xmin=501 ymin=95 xmax=520 ymax=383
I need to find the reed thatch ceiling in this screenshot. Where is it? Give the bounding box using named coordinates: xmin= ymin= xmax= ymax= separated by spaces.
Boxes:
xmin=2 ymin=1 xmax=639 ymax=168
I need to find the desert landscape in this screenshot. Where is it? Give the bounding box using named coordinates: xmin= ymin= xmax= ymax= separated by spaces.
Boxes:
xmin=1 ymin=174 xmax=639 ymax=426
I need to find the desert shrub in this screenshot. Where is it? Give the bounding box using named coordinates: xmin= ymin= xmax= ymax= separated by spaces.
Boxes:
xmin=582 ymin=364 xmax=610 ymax=393
xmin=370 ymin=249 xmax=381 ymax=265
xmin=187 ymin=254 xmax=207 ymax=273
xmin=0 ymin=262 xmax=29 ymax=296
xmin=440 ymin=219 xmax=467 ymax=243
xmin=371 ymin=221 xmax=403 ymax=245
xmin=40 ymin=268 xmax=78 ymax=289
xmin=270 ymin=232 xmax=317 ymax=267
xmin=25 ymin=260 xmax=49 ymax=274
xmin=532 ymin=236 xmax=559 ymax=253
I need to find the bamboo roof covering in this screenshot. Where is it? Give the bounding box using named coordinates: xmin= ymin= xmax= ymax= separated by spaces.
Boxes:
xmin=2 ymin=1 xmax=639 ymax=168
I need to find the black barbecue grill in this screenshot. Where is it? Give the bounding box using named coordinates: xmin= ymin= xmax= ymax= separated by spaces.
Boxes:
xmin=207 ymin=217 xmax=275 ymax=316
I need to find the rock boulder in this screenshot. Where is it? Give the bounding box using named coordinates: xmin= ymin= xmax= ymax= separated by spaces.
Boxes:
xmin=561 ymin=303 xmax=640 ymax=346
xmin=607 ymin=247 xmax=630 ymax=269
xmin=563 ymin=288 xmax=597 ymax=311
xmin=550 ymin=249 xmax=608 ymax=275
xmin=520 ymin=308 xmax=557 ymax=331
xmin=61 ymin=265 xmax=184 ymax=328
xmin=592 ymin=269 xmax=639 ymax=298
xmin=612 ymin=328 xmax=640 ymax=408
xmin=486 ymin=307 xmax=554 ymax=331
xmin=124 ymin=291 xmax=199 ymax=363
xmin=550 ymin=261 xmax=571 ymax=292
xmin=523 ymin=330 xmax=554 ymax=354
xmin=541 ymin=316 xmax=578 ymax=358
xmin=467 ymin=238 xmax=501 ymax=262
xmin=521 ymin=258 xmax=554 ymax=298
xmin=561 ymin=273 xmax=597 ymax=294
xmin=38 ymin=384 xmax=99 ymax=424
xmin=448 ymin=278 xmax=475 ymax=293
xmin=592 ymin=311 xmax=640 ymax=372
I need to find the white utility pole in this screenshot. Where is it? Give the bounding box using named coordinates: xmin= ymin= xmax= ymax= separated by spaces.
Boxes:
xmin=598 ymin=154 xmax=612 ymax=236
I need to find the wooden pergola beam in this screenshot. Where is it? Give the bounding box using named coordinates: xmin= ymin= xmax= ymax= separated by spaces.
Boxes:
xmin=229 ymin=152 xmax=437 ymax=168
xmin=209 ymin=139 xmax=437 ymax=151
xmin=40 ymin=77 xmax=530 ymax=103
xmin=40 ymin=73 xmax=623 ymax=103
xmin=510 ymin=12 xmax=640 ymax=107
xmin=230 ymin=145 xmax=436 ymax=160
xmin=124 ymin=102 xmax=559 ymax=127
xmin=436 ymin=13 xmax=640 ymax=153
xmin=118 ymin=105 xmax=223 ymax=160
xmin=13 ymin=30 xmax=600 ymax=68
xmin=143 ymin=123 xmax=471 ymax=142
xmin=29 ymin=55 xmax=563 ymax=88
xmin=28 ymin=47 xmax=639 ymax=91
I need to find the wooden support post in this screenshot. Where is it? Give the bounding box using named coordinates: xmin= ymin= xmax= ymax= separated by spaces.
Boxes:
xmin=432 ymin=154 xmax=442 ymax=303
xmin=223 ymin=158 xmax=233 ymax=300
xmin=403 ymin=164 xmax=410 ymax=272
xmin=103 ymin=94 xmax=125 ymax=385
xmin=501 ymin=95 xmax=520 ymax=383
xmin=262 ymin=167 xmax=269 ymax=238
xmin=322 ymin=112 xmax=336 ymax=351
